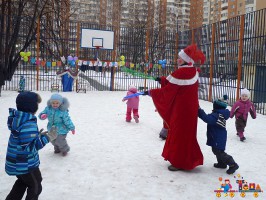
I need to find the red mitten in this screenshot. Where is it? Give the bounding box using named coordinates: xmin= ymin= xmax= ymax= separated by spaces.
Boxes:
xmin=71 ymin=130 xmax=75 ymax=135
xmin=40 ymin=114 xmax=47 ymax=120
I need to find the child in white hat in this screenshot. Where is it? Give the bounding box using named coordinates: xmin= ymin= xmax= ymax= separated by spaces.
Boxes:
xmin=230 ymin=88 xmax=256 ymax=141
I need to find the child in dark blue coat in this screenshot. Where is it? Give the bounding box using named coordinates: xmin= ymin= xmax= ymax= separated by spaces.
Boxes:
xmin=198 ymin=95 xmax=239 ymax=175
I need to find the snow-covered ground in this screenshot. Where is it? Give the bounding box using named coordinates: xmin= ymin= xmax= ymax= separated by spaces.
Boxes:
xmin=0 ymin=91 xmax=265 ymax=200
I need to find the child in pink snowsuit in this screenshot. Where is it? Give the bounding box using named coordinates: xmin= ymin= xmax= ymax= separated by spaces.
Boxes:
xmin=122 ymin=85 xmax=140 ymax=123
xmin=230 ymin=88 xmax=256 ymax=141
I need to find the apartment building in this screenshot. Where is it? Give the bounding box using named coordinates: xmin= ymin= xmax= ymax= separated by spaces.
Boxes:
xmin=69 ymin=0 xmax=188 ymax=31
xmin=190 ymin=0 xmax=204 ymax=29
xmin=120 ymin=0 xmax=149 ymax=27
xmin=70 ymin=0 xmax=100 ymax=23
xmin=68 ymin=0 xmax=266 ymax=31
xmin=206 ymin=0 xmax=266 ymax=24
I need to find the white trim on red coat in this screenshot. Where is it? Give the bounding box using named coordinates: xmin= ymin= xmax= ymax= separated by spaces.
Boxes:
xmin=178 ymin=50 xmax=195 ymax=64
xmin=166 ymin=71 xmax=199 ymax=86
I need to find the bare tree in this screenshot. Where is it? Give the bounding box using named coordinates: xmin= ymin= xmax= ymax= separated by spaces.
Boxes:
xmin=0 ymin=0 xmax=48 ymax=94
xmin=118 ymin=1 xmax=168 ymax=74
xmin=38 ymin=0 xmax=79 ymax=64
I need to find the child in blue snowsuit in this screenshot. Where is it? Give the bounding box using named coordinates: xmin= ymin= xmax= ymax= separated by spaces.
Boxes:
xmin=198 ymin=95 xmax=239 ymax=175
xmin=5 ymin=92 xmax=55 ymax=200
xmin=39 ymin=93 xmax=75 ymax=156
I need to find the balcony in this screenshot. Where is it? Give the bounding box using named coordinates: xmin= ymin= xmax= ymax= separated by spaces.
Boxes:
xmin=221 ymin=2 xmax=228 ymax=8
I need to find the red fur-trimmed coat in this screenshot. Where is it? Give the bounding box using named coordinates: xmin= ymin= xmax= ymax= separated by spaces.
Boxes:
xmin=150 ymin=66 xmax=203 ymax=170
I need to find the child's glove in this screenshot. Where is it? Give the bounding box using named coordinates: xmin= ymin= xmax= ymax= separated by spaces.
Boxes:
xmin=71 ymin=130 xmax=75 ymax=135
xmin=142 ymin=91 xmax=149 ymax=95
xmin=39 ymin=128 xmax=48 ymax=135
xmin=47 ymin=130 xmax=57 ymax=141
xmin=154 ymin=77 xmax=161 ymax=82
xmin=122 ymin=98 xmax=126 ymax=102
xmin=40 ymin=114 xmax=47 ymax=120
xmin=40 ymin=128 xmax=57 ymax=141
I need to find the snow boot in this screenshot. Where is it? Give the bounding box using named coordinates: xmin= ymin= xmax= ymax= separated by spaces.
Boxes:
xmin=168 ymin=165 xmax=182 ymax=171
xmin=226 ymin=163 xmax=239 ymax=174
xmin=62 ymin=152 xmax=68 ymax=156
xmin=133 ymin=116 xmax=139 ymax=123
xmin=159 ymin=128 xmax=168 ymax=140
xmin=240 ymin=137 xmax=246 ymax=142
xmin=214 ymin=163 xmax=227 ymax=169
xmin=54 ymin=150 xmax=60 ymax=154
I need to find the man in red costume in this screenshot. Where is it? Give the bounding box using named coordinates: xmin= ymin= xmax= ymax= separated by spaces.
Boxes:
xmin=148 ymin=44 xmax=206 ymax=171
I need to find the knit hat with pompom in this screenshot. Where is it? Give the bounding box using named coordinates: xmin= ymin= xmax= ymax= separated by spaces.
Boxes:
xmin=241 ymin=88 xmax=250 ymax=98
xmin=213 ymin=95 xmax=228 ymax=110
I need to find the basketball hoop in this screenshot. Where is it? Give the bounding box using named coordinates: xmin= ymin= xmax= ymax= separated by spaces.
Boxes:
xmin=95 ymin=46 xmax=102 ymax=50
xmin=91 ymin=38 xmax=103 ymax=60
xmin=94 ymin=46 xmax=102 ymax=60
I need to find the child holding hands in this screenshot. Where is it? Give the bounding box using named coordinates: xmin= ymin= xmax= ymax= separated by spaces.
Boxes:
xmin=198 ymin=95 xmax=239 ymax=175
xmin=39 ymin=93 xmax=75 ymax=156
xmin=122 ymin=85 xmax=140 ymax=123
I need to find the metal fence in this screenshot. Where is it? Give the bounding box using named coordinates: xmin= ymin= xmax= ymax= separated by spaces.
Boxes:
xmin=2 ymin=8 xmax=266 ymax=114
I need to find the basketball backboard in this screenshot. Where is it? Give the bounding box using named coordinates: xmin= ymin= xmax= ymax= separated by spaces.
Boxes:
xmin=81 ymin=29 xmax=114 ymax=50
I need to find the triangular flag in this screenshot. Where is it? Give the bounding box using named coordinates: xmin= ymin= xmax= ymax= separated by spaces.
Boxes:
xmin=130 ymin=63 xmax=134 ymax=68
xmin=46 ymin=61 xmax=52 ymax=67
xmin=78 ymin=60 xmax=83 ymax=66
xmin=30 ymin=57 xmax=36 ymax=64
xmin=57 ymin=61 xmax=62 ymax=67
xmin=145 ymin=63 xmax=149 ymax=68
xmin=41 ymin=61 xmax=46 ymax=67
xmin=52 ymin=62 xmax=56 ymax=67
xmin=93 ymin=61 xmax=98 ymax=66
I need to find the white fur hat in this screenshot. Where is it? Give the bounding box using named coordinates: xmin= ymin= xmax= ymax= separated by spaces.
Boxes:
xmin=129 ymin=85 xmax=136 ymax=90
xmin=178 ymin=44 xmax=205 ymax=65
xmin=241 ymin=88 xmax=250 ymax=97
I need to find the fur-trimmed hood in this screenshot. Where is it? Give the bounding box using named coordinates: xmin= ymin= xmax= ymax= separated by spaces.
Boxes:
xmin=47 ymin=97 xmax=70 ymax=111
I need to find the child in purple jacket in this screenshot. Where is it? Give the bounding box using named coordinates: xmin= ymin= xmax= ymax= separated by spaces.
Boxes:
xmin=122 ymin=85 xmax=140 ymax=123
xmin=230 ymin=88 xmax=256 ymax=141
